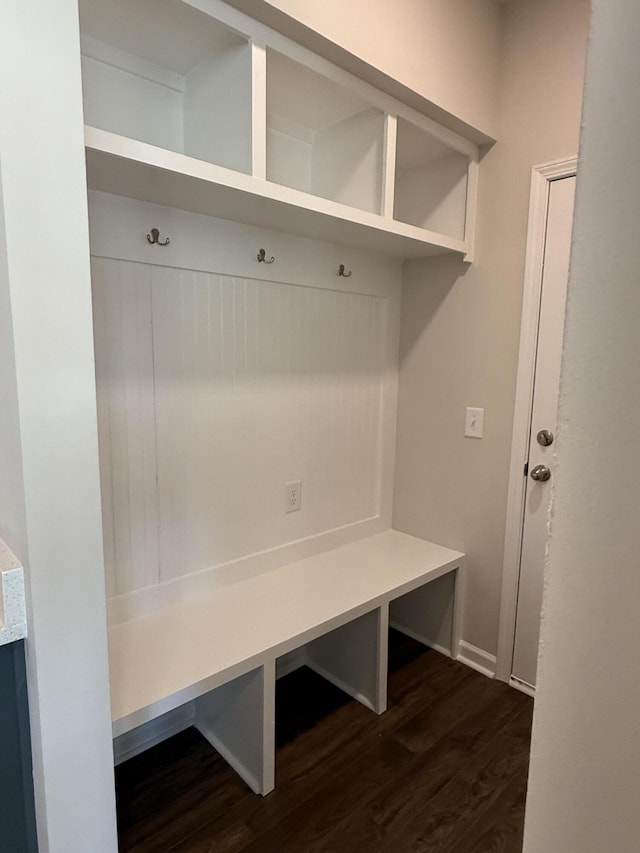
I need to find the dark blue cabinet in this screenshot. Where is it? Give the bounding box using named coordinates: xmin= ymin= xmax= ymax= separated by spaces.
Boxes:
xmin=0 ymin=641 xmax=38 ymax=852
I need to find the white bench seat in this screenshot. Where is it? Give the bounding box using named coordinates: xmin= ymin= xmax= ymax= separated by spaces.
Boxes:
xmin=108 ymin=529 xmax=465 ymax=794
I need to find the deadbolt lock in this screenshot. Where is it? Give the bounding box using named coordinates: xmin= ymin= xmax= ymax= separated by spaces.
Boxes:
xmin=536 ymin=429 xmax=554 ymax=447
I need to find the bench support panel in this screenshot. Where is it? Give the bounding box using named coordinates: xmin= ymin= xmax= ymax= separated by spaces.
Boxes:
xmin=195 ymin=661 xmax=275 ymax=796
xmin=305 ymin=606 xmax=389 ymax=715
xmin=390 ymin=568 xmax=462 ymax=658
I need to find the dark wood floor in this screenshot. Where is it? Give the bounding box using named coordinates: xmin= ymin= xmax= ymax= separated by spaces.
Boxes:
xmin=116 ymin=631 xmax=533 ymax=852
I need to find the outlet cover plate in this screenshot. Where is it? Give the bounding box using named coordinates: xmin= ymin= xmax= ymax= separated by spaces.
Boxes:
xmin=285 ymin=480 xmax=302 ymax=513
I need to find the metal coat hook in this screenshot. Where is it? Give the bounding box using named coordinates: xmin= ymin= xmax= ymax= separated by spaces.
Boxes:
xmin=338 ymin=264 xmax=352 ymax=278
xmin=147 ymin=228 xmax=170 ymax=246
xmin=257 ymin=248 xmax=274 ymax=264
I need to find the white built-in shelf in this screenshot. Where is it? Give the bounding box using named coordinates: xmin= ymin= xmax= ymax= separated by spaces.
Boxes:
xmin=79 ymin=0 xmax=481 ymax=261
xmin=85 ymin=126 xmax=467 ymax=258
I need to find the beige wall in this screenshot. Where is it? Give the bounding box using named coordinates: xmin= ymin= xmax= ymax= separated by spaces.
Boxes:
xmin=0 ymin=173 xmax=28 ymax=557
xmin=262 ymin=0 xmax=503 ymax=137
xmin=393 ymin=0 xmax=590 ymax=656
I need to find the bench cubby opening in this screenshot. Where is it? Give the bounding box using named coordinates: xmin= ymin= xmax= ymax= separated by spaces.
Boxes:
xmin=195 ymin=661 xmax=275 ymax=796
xmin=305 ymin=606 xmax=389 ymax=716
xmin=390 ymin=570 xmax=459 ymax=655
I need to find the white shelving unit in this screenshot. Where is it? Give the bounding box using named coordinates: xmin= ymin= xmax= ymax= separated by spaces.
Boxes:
xmin=79 ymin=0 xmax=483 ymax=261
xmin=80 ymin=0 xmax=484 ymax=793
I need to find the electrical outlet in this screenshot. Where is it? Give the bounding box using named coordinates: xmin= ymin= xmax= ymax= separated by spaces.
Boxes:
xmin=465 ymin=407 xmax=485 ymax=439
xmin=285 ymin=480 xmax=302 ymax=513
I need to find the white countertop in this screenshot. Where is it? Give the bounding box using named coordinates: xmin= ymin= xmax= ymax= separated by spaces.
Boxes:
xmin=0 ymin=537 xmax=27 ymax=645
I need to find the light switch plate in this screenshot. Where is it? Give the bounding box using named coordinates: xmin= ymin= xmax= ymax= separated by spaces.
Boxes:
xmin=465 ymin=407 xmax=484 ymax=439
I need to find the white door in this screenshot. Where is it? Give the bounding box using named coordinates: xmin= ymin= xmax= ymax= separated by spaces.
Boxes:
xmin=511 ymin=175 xmax=576 ymax=689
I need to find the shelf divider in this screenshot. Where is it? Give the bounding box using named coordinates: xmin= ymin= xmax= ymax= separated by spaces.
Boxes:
xmin=382 ymin=113 xmax=398 ymax=219
xmin=251 ymin=41 xmax=268 ymax=179
xmin=463 ymin=155 xmax=480 ymax=263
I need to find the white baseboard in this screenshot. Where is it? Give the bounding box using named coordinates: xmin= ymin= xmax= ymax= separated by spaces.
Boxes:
xmin=509 ymin=676 xmax=536 ymax=697
xmin=456 ymin=640 xmax=497 ymax=679
xmin=428 ymin=641 xmax=453 ymax=658
xmin=113 ymin=702 xmax=195 ymax=765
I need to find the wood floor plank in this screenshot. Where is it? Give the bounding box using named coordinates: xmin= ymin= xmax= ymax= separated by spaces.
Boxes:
xmin=447 ymin=763 xmax=529 ymax=853
xmin=392 ymin=667 xmax=518 ymax=755
xmin=167 ymin=650 xmax=481 ymax=850
xmin=210 ymin=645 xmax=474 ymax=842
xmin=161 ymin=655 xmax=427 ymax=850
xmin=116 ymin=730 xmax=256 ymax=852
xmin=115 ymin=632 xmax=534 ymax=853
xmin=378 ymin=703 xmax=534 ymax=853
xmin=311 ymin=687 xmax=529 ymax=852
xmin=178 ymin=736 xmax=413 ymax=853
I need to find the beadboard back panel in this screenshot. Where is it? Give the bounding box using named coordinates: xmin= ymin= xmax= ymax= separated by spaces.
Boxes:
xmin=89 ymin=192 xmax=401 ymax=620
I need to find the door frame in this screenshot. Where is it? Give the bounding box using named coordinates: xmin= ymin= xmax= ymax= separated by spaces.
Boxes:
xmin=496 ymin=157 xmax=578 ymax=689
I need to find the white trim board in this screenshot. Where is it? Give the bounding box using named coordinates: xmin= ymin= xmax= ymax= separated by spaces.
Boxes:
xmin=510 ymin=676 xmax=535 ymax=698
xmin=496 ymin=157 xmax=578 ymax=684
xmin=457 ymin=641 xmax=497 ymax=679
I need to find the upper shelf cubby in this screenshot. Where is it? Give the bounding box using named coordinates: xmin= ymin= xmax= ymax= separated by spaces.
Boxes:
xmin=394 ymin=118 xmax=470 ymax=241
xmin=79 ymin=0 xmax=253 ymax=174
xmin=266 ymin=50 xmax=385 ymax=214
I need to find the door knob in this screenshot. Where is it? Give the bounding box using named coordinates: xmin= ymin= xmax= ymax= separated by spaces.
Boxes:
xmin=530 ymin=464 xmax=551 ymax=482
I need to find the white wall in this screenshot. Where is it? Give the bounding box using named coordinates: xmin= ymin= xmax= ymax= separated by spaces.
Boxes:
xmin=0 ymin=174 xmax=27 ymax=558
xmin=524 ymin=2 xmax=640 ymax=849
xmin=89 ymin=193 xmax=401 ymax=621
xmin=0 ymin=2 xmax=118 ymax=850
xmin=249 ymin=0 xmax=503 ymax=138
xmin=392 ymin=0 xmax=590 ymax=658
